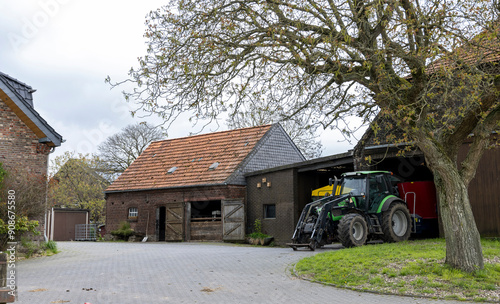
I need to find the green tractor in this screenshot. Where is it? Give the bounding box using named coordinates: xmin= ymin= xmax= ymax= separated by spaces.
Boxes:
xmin=288 ymin=171 xmax=412 ymax=250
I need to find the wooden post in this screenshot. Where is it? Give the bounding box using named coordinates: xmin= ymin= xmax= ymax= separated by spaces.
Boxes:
xmin=0 ymin=253 xmax=6 ymax=287
xmin=0 ymin=252 xmax=15 ymax=303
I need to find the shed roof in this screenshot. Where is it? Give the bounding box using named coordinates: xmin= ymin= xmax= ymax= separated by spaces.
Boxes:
xmin=0 ymin=71 xmax=63 ymax=147
xmin=105 ymin=124 xmax=275 ymax=192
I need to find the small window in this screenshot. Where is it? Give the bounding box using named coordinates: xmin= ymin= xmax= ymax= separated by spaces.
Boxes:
xmin=167 ymin=166 xmax=177 ymax=174
xmin=264 ymin=204 xmax=276 ymax=219
xmin=128 ymin=207 xmax=138 ymax=219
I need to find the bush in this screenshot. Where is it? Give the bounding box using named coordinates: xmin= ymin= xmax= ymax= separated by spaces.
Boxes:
xmin=43 ymin=240 xmax=58 ymax=254
xmin=110 ymin=222 xmax=134 ymax=240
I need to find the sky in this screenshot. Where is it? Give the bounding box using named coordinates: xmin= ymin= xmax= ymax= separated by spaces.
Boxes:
xmin=0 ymin=0 xmax=366 ymax=166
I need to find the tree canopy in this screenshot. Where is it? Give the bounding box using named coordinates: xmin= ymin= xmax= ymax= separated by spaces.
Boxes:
xmin=110 ymin=0 xmax=500 ymax=272
xmin=49 ymin=152 xmax=109 ymax=224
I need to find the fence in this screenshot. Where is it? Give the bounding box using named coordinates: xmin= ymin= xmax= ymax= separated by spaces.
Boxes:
xmin=75 ymin=224 xmax=97 ymax=241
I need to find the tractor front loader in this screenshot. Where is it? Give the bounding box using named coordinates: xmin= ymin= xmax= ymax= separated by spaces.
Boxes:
xmin=288 ymin=171 xmax=413 ymax=250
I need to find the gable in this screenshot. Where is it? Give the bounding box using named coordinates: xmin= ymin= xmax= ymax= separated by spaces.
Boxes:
xmin=0 ymin=72 xmax=62 ymax=147
xmin=226 ymin=124 xmax=306 ymax=184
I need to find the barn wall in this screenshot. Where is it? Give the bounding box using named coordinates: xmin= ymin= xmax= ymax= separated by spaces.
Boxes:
xmin=459 ymin=135 xmax=500 ymax=237
xmin=105 ymin=185 xmax=245 ymax=241
xmin=246 ymin=168 xmax=297 ymax=245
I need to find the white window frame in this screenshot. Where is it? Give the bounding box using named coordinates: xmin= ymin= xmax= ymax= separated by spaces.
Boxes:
xmin=128 ymin=207 xmax=138 ymax=218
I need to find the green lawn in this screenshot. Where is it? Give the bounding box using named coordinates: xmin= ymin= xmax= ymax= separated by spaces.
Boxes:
xmin=294 ymin=238 xmax=500 ymax=302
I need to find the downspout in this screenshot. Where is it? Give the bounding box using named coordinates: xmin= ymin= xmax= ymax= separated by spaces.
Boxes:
xmin=43 ymin=146 xmax=56 ymax=242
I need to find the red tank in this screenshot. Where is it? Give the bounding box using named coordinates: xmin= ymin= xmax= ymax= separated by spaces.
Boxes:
xmin=397 ymin=181 xmax=438 ymax=219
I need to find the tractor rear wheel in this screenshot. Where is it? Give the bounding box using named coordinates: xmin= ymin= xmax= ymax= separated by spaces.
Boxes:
xmin=381 ymin=202 xmax=411 ymax=242
xmin=338 ymin=213 xmax=368 ymax=248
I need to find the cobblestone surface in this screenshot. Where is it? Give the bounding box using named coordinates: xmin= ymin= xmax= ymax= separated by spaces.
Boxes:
xmin=15 ymin=242 xmax=467 ymax=304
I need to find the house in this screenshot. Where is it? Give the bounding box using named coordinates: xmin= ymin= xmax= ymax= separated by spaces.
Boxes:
xmin=105 ymin=124 xmax=305 ymax=241
xmin=0 ymin=71 xmax=63 ymax=236
xmin=0 ymin=72 xmax=63 ymax=174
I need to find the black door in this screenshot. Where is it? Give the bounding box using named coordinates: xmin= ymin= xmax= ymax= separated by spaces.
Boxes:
xmin=156 ymin=206 xmax=166 ymax=241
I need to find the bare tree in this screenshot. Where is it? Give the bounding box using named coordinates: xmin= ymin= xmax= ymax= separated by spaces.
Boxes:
xmin=97 ymin=123 xmax=164 ymax=177
xmin=108 ymin=0 xmax=499 ymax=272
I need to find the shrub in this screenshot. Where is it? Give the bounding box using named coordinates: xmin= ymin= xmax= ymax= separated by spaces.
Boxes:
xmin=43 ymin=240 xmax=58 ymax=254
xmin=110 ymin=221 xmax=134 ymax=240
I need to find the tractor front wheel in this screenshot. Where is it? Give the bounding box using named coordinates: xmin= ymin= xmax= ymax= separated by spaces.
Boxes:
xmin=381 ymin=203 xmax=411 ymax=243
xmin=338 ymin=213 xmax=368 ymax=248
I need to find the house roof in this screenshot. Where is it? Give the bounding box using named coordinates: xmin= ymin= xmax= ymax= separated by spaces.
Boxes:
xmin=0 ymin=71 xmax=63 ymax=147
xmin=105 ymin=124 xmax=276 ymax=192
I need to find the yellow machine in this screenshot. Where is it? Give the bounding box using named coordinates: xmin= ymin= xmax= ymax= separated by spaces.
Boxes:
xmin=311 ymin=184 xmax=343 ymax=201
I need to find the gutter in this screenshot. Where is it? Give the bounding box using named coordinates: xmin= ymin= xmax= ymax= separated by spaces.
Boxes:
xmin=104 ymin=181 xmax=244 ymax=195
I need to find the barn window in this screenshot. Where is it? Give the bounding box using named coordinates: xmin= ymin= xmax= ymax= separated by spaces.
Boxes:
xmin=191 ymin=201 xmax=221 ymax=222
xmin=128 ymin=207 xmax=138 ymax=219
xmin=264 ymin=204 xmax=276 ymax=219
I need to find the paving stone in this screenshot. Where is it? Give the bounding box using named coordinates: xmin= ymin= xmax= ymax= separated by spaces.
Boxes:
xmin=14 ymin=242 xmax=465 ymax=304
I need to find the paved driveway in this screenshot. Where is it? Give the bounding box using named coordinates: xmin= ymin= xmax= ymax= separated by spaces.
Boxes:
xmin=15 ymin=242 xmax=466 ymax=304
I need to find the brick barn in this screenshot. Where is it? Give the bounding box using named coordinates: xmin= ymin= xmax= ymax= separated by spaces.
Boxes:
xmin=105 ymin=124 xmax=305 ymax=242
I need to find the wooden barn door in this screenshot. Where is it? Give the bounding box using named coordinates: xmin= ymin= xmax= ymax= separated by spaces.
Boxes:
xmin=222 ymin=200 xmax=245 ymax=241
xmin=165 ymin=203 xmax=184 ymax=241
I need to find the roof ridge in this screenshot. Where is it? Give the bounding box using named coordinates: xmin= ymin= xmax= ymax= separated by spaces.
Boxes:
xmin=0 ymin=71 xmax=34 ymax=90
xmin=150 ymin=124 xmax=272 ymax=145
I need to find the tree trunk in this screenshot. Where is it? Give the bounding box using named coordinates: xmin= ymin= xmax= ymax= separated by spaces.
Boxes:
xmin=434 ymin=169 xmax=484 ymax=272
xmin=417 ymin=136 xmax=484 ymax=272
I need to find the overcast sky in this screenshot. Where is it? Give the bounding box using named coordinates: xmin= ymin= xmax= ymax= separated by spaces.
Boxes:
xmin=0 ymin=0 xmax=365 ymax=165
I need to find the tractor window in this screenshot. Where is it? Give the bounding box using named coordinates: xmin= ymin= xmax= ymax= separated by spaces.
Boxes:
xmin=368 ymin=176 xmax=389 ymax=207
xmin=341 ymin=177 xmax=366 ymax=196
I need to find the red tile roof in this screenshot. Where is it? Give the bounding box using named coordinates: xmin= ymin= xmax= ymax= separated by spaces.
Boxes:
xmin=105 ymin=125 xmax=272 ymax=192
xmin=427 ymin=29 xmax=499 ymax=74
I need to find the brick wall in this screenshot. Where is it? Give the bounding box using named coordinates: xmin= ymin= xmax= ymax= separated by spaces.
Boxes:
xmin=0 ymin=98 xmax=52 ymax=237
xmin=105 ymin=185 xmax=246 ymax=240
xmin=246 ymin=169 xmax=298 ymax=245
xmin=0 ymin=98 xmax=50 ymax=176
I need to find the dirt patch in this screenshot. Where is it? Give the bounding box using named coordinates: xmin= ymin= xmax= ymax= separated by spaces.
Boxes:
xmin=201 ymin=286 xmax=222 ymax=293
xmin=29 ymin=288 xmax=48 ymax=292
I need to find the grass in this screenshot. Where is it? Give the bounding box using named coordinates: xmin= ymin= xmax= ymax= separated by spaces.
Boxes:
xmin=19 ymin=238 xmax=59 ymax=258
xmin=294 ymin=238 xmax=500 ymax=302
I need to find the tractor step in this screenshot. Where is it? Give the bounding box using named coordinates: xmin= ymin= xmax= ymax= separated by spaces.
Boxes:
xmin=368 ymin=215 xmax=383 ymax=234
xmin=287 ymin=243 xmax=316 ymax=251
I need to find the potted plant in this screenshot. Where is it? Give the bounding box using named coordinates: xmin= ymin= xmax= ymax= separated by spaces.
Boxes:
xmin=247 ymin=219 xmax=273 ymax=246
